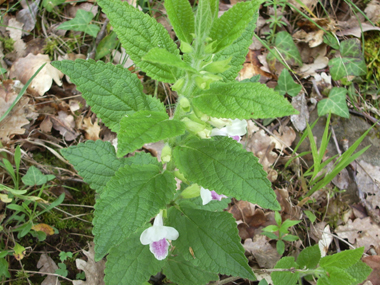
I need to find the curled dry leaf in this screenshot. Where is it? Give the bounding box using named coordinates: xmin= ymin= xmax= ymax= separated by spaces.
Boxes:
xmin=244 ymin=234 xmax=281 ymax=268
xmin=81 ymin=117 xmax=101 ymax=141
xmin=293 ymin=29 xmax=324 ymax=48
xmin=0 ymin=80 xmax=36 ymax=144
xmin=356 ymin=160 xmax=380 ymax=210
xmin=335 ymin=217 xmax=380 ymax=254
xmin=37 ymin=253 xmax=61 ymax=285
xmin=10 ymin=53 xmax=63 ymax=96
xmin=275 ymin=188 xmax=302 ymax=221
xmin=52 ymin=111 xmax=79 ymax=141
xmin=238 ymin=50 xmax=273 ymax=81
xmin=32 ymin=223 xmax=54 ymax=235
xmin=290 ymin=92 xmax=309 ymax=131
xmin=73 ymin=242 xmax=105 ymax=285
xmin=6 ymin=17 xmax=26 ymax=59
xmin=298 ymin=45 xmax=329 ymax=78
xmin=16 ymin=0 xmax=40 ymax=33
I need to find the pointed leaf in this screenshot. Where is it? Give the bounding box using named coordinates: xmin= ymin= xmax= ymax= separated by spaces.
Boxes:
xmin=57 ymin=9 xmax=99 ymax=37
xmin=60 ymin=140 xmax=159 ymax=194
xmin=168 ymin=206 xmax=255 ymax=280
xmin=317 ymin=87 xmax=349 ymax=118
xmin=328 ymin=39 xmax=367 ymax=80
xmin=194 ymin=0 xmax=213 ymax=41
xmin=143 ymin=48 xmax=196 ymax=73
xmin=93 ymin=164 xmax=176 ymax=260
xmin=210 ymin=0 xmax=260 ymax=53
xmin=192 ymin=82 xmax=296 ymax=119
xmin=52 ymin=60 xmax=165 ymax=132
xmin=117 ymin=110 xmax=186 ymax=157
xmin=105 ymin=227 xmax=162 ymax=285
xmin=320 ymin=247 xmax=364 ymax=270
xmin=345 ymin=260 xmax=372 ymax=285
xmin=173 ymin=137 xmax=280 ymax=210
xmin=275 ymin=69 xmax=302 ymax=96
xmin=297 ymin=245 xmax=321 ymax=269
xmin=267 ymin=31 xmax=302 ymax=67
xmin=164 ymin=254 xmax=219 ymax=285
xmin=97 ymin=0 xmax=180 ymax=82
xmin=164 ymin=0 xmax=194 ymax=43
xmin=214 ymin=12 xmax=259 ymax=82
xmin=22 ymin=166 xmax=48 ymax=186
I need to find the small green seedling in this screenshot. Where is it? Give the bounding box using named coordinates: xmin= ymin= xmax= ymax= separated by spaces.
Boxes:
xmin=262 ymin=211 xmax=301 ymax=255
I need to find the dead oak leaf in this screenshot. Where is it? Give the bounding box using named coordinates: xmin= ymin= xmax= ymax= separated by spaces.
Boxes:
xmin=73 ymin=242 xmax=105 ymax=285
xmin=244 ymin=234 xmax=281 ymax=268
xmin=52 ymin=111 xmax=79 ymax=141
xmin=37 ymin=253 xmax=61 ymax=285
xmin=335 ymin=217 xmax=380 ymax=254
xmin=356 ymin=160 xmax=380 ymax=210
xmin=10 ymin=53 xmax=63 ymax=96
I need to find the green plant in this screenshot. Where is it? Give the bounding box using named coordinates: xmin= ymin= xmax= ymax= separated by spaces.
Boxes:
xmin=261 ymin=211 xmax=301 ymax=255
xmin=263 ymin=0 xmax=287 ymax=42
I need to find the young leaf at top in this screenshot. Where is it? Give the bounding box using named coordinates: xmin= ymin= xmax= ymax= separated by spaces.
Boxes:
xmin=57 ymin=9 xmax=100 ymax=37
xmin=317 ymin=87 xmax=349 ymax=118
xmin=93 ymin=164 xmax=176 ymax=260
xmin=173 ymin=136 xmax=280 ymax=210
xmin=267 ymin=31 xmax=302 ymax=68
xmin=142 ymin=48 xmax=196 ymax=73
xmin=328 ymin=39 xmax=367 ymax=80
xmin=192 ymin=82 xmax=296 ymax=119
xmin=105 ymin=227 xmax=162 ymax=285
xmin=213 ymin=12 xmax=259 ymax=82
xmin=96 ymin=0 xmax=180 ymax=82
xmin=209 ymin=0 xmax=261 ymax=53
xmin=164 ymin=0 xmax=194 ymax=44
xmin=274 ymin=69 xmax=302 ymax=97
xmin=60 ymin=140 xmax=159 ymax=194
xmin=194 ymin=0 xmax=213 ymax=42
xmin=168 ymin=206 xmax=255 ymax=280
xmin=52 ymin=60 xmax=165 ymax=132
xmin=117 ymin=110 xmax=186 ymax=157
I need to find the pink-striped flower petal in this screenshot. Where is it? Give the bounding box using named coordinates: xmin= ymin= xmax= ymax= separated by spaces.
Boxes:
xmin=150 ymin=238 xmax=170 ymax=260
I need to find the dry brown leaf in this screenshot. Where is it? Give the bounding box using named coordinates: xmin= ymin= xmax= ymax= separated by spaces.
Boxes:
xmin=37 ymin=253 xmax=61 ymax=285
xmin=289 ymin=0 xmax=318 ymax=11
xmin=244 ymin=235 xmax=281 ymax=268
xmin=356 ymin=160 xmax=380 ymax=209
xmin=32 ymin=223 xmax=54 ymax=235
xmin=6 ymin=17 xmax=26 ymax=59
xmin=16 ymin=0 xmax=40 ymax=33
xmin=365 ymin=0 xmax=380 ymax=23
xmin=73 ymin=242 xmax=105 ymax=285
xmin=337 ymin=22 xmax=380 ymax=38
xmin=52 ymin=111 xmax=79 ymax=141
xmin=290 ymin=92 xmax=309 ymax=131
xmin=363 ymin=255 xmax=380 ymax=285
xmin=10 ymin=53 xmax=63 ymax=96
xmin=112 ymin=47 xmax=134 ymax=69
xmin=298 ymin=45 xmax=329 ymax=78
xmin=40 ymin=116 xmax=53 ymax=133
xmin=82 ymin=117 xmax=101 ymax=141
xmin=293 ymin=29 xmax=324 ymax=47
xmin=335 ymin=217 xmax=380 ymax=254
xmin=275 ymin=188 xmax=302 ymax=221
xmin=238 ymin=50 xmax=272 ymax=81
xmin=0 ymin=80 xmax=36 ymax=144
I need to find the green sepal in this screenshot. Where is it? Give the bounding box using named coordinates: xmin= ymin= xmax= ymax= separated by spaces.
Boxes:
xmin=168 ymin=205 xmax=256 ymax=280
xmin=52 ymin=60 xmax=165 ymax=132
xmin=96 ymin=0 xmax=180 ymax=82
xmin=117 ymin=110 xmax=186 ymax=157
xmin=173 ymin=136 xmax=280 ymax=210
xmin=93 ymin=164 xmax=176 ymax=260
xmin=192 ymin=82 xmax=297 ymax=119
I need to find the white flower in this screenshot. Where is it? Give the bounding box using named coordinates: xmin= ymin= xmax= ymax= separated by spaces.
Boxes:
xmin=200 ymin=187 xmax=227 ymax=205
xmin=140 ymin=212 xmax=179 ymax=260
xmin=210 ymin=119 xmax=247 ymax=142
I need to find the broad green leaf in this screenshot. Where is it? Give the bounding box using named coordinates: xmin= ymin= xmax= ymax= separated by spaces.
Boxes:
xmin=0 ymin=258 xmax=10 ymax=278
xmin=320 ymin=247 xmax=364 ymax=270
xmin=105 ymin=227 xmax=162 ymax=284
xmin=95 ymin=31 xmax=119 ymax=60
xmin=142 ymin=48 xmax=196 ymax=73
xmin=296 ymin=245 xmax=321 ymax=269
xmin=213 ymin=12 xmax=258 ymax=82
xmin=271 ymin=256 xmax=299 ymax=285
xmin=194 ymin=0 xmax=213 ymax=41
xmin=344 ymin=260 xmax=372 ymax=285
xmin=164 ymin=0 xmax=194 ymax=43
xmin=117 ymin=110 xmax=186 ymax=157
xmin=322 ymin=266 xmax=356 ymax=285
xmin=57 ymin=9 xmax=100 ymax=37
xmin=52 ymin=60 xmax=165 ymax=132
xmin=210 ymin=1 xmax=260 ymax=53
xmin=173 ymin=137 xmax=280 ymax=210
xmin=192 ymin=82 xmax=296 ymax=119
xmin=168 ymin=206 xmax=255 ymax=280
xmin=61 ymin=140 xmax=159 ymax=194
xmin=267 ymin=31 xmax=302 ymax=68
xmin=22 ymin=166 xmax=49 ymax=186
xmin=97 ymin=0 xmax=180 ymax=82
xmin=275 ymin=69 xmax=302 ymax=96
xmin=42 ymin=0 xmax=66 ymax=12
xmin=93 ymin=164 xmax=176 ymax=260
xmin=164 ymin=253 xmax=219 ymax=285
xmin=317 ymin=87 xmax=349 ymax=118
xmin=328 ymin=39 xmax=367 ymax=80
xmin=182 ymin=197 xmax=231 ymax=212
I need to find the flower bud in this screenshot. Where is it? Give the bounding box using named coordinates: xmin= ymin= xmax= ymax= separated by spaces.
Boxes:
xmin=179 ymin=97 xmax=191 ymax=112
xmin=172 ymin=78 xmax=185 ymax=91
xmin=161 ymin=144 xmax=172 ymax=163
